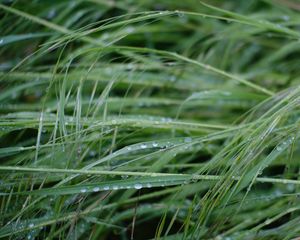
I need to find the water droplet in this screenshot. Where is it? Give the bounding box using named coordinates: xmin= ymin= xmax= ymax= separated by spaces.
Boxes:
xmin=265 ymin=218 xmax=272 ymax=225
xmin=169 ymin=75 xmax=176 ymax=82
xmin=184 ymin=137 xmax=192 ymax=143
xmin=274 ymin=189 xmax=282 ymax=196
xmin=126 ymin=146 xmax=132 ymax=151
xmin=103 ymin=186 xmax=110 ymax=190
xmin=93 ymin=187 xmax=100 ymax=192
xmin=141 ymin=144 xmax=147 ymax=149
xmin=112 ymin=186 xmax=119 ymax=190
xmin=152 ymin=142 xmax=158 ymax=147
xmin=134 ymin=183 xmax=143 ymax=189
xmin=282 ymin=15 xmax=290 ymax=21
xmin=276 ymin=146 xmax=282 ymax=151
xmin=89 ymin=150 xmax=97 ymax=157
xmin=0 ymin=39 xmax=3 ymax=45
xmin=146 ymin=183 xmax=152 ymax=188
xmin=126 ymin=63 xmax=134 ymax=70
xmin=287 ymin=183 xmax=295 ymax=192
xmin=276 ymin=24 xmax=283 ymax=29
xmin=29 ymin=223 xmax=34 ymax=228
xmin=125 ymin=26 xmax=135 ymax=33
xmin=222 ymin=91 xmax=231 ymax=96
xmin=112 ymin=119 xmax=117 ymax=124
xmin=80 ymin=188 xmax=87 ymax=193
xmin=47 ymin=9 xmax=56 ymax=19
xmin=176 ymin=11 xmax=185 ymax=18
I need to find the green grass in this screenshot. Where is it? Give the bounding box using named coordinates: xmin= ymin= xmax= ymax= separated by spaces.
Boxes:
xmin=1 ymin=0 xmax=300 ymax=239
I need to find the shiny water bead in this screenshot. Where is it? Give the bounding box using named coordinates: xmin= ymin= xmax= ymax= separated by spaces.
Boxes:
xmin=134 ymin=183 xmax=143 ymax=189
xmin=276 ymin=146 xmax=282 ymax=151
xmin=184 ymin=137 xmax=192 ymax=143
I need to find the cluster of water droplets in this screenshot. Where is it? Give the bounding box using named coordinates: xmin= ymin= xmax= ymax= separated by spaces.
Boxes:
xmin=275 ymin=136 xmax=295 ymax=152
xmin=79 ymin=182 xmax=155 ymax=193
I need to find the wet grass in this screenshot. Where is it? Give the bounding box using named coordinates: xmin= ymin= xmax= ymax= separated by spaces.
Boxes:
xmin=0 ymin=0 xmax=300 ymax=239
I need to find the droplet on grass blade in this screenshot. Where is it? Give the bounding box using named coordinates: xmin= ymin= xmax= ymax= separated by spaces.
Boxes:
xmin=140 ymin=144 xmax=147 ymax=149
xmin=276 ymin=146 xmax=282 ymax=151
xmin=184 ymin=137 xmax=192 ymax=143
xmin=134 ymin=183 xmax=143 ymax=189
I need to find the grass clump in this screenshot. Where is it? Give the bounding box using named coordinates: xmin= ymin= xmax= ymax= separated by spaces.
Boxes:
xmin=0 ymin=0 xmax=300 ymax=239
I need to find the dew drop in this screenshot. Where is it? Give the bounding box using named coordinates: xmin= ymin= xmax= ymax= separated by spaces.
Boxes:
xmin=287 ymin=183 xmax=295 ymax=192
xmin=282 ymin=15 xmax=290 ymax=21
xmin=89 ymin=150 xmax=97 ymax=157
xmin=93 ymin=187 xmax=100 ymax=192
xmin=169 ymin=75 xmax=176 ymax=82
xmin=177 ymin=11 xmax=185 ymax=18
xmin=184 ymin=137 xmax=192 ymax=143
xmin=276 ymin=146 xmax=282 ymax=151
xmin=80 ymin=188 xmax=87 ymax=193
xmin=112 ymin=186 xmax=119 ymax=190
xmin=141 ymin=144 xmax=147 ymax=149
xmin=146 ymin=183 xmax=152 ymax=188
xmin=134 ymin=183 xmax=143 ymax=189
xmin=276 ymin=24 xmax=283 ymax=28
xmin=152 ymin=142 xmax=158 ymax=147
xmin=47 ymin=9 xmax=56 ymax=19
xmin=222 ymin=91 xmax=231 ymax=96
xmin=103 ymin=186 xmax=110 ymax=190
xmin=125 ymin=26 xmax=135 ymax=33
xmin=29 ymin=223 xmax=34 ymax=228
xmin=0 ymin=39 xmax=3 ymax=45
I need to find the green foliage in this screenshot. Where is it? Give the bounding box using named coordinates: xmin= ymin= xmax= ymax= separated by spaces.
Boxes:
xmin=0 ymin=0 xmax=300 ymax=239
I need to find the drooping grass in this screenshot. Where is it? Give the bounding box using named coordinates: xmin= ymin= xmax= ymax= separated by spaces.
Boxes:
xmin=0 ymin=0 xmax=300 ymax=239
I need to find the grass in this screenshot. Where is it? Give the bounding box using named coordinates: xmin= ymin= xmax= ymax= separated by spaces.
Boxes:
xmin=0 ymin=0 xmax=300 ymax=239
